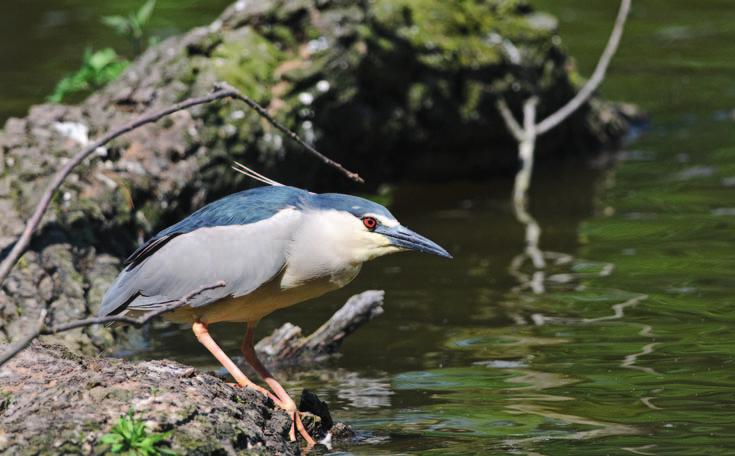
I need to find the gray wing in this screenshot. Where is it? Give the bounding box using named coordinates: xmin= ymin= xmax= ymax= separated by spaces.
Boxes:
xmin=98 ymin=209 xmax=301 ymax=317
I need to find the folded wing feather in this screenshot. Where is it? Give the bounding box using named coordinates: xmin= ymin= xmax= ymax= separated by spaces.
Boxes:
xmin=98 ymin=208 xmax=302 ymax=318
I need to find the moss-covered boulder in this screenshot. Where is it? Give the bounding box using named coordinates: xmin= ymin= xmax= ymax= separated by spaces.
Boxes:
xmin=177 ymin=0 xmax=629 ymax=187
xmin=0 ymin=0 xmax=629 ymax=353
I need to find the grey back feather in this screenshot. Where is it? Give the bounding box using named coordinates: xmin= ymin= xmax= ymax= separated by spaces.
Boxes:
xmin=98 ymin=208 xmax=302 ymax=317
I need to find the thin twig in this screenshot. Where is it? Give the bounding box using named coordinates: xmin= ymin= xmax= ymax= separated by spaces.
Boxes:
xmin=0 ymin=82 xmax=361 ymax=287
xmin=496 ymin=98 xmax=525 ymax=142
xmin=535 ymin=0 xmax=631 ymax=135
xmin=214 ymin=82 xmax=364 ymax=184
xmin=0 ymin=281 xmax=225 ymax=367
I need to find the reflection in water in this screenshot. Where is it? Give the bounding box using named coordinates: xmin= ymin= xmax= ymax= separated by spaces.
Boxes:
xmin=621 ymin=444 xmax=658 ymax=456
xmin=504 ymin=152 xmax=661 ymax=453
xmin=509 ymin=103 xmax=547 ymax=293
xmin=335 ymin=371 xmax=394 ymax=409
xmin=496 ymin=338 xmax=639 ymax=451
xmin=621 ymin=342 xmax=660 ymax=376
xmin=505 ymin=403 xmax=639 ymax=446
xmin=282 ymin=367 xmax=394 ymax=410
xmin=509 ymin=251 xmax=615 ymax=296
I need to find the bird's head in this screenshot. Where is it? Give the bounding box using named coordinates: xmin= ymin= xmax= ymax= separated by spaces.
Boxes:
xmin=307 ymin=193 xmax=452 ymax=264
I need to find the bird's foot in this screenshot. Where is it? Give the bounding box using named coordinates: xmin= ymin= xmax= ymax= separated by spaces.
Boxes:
xmin=229 ymin=382 xmax=316 ymax=446
xmin=274 ymin=397 xmax=317 ymax=447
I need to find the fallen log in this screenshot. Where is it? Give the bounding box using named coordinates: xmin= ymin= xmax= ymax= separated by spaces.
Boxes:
xmin=255 ymin=290 xmax=385 ymax=366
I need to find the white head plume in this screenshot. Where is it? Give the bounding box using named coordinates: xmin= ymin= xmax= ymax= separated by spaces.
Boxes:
xmin=230 ymin=160 xmax=284 ymax=187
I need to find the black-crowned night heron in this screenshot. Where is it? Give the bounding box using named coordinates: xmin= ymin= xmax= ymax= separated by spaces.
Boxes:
xmin=99 ymin=175 xmax=451 ymax=444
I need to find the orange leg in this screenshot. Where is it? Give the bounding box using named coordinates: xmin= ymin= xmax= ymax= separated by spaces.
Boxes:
xmin=192 ymin=320 xmax=278 ymax=403
xmin=241 ymin=321 xmax=317 ymax=447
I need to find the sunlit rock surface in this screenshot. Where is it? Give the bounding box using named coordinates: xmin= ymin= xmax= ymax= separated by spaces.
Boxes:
xmin=0 ymin=343 xmax=312 ymax=454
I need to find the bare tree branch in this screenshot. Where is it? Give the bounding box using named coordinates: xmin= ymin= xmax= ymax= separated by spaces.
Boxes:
xmin=0 ymin=82 xmax=363 ymax=287
xmin=522 ymin=97 xmax=539 ymax=135
xmin=0 ymin=281 xmax=226 ymax=367
xmin=496 ymin=0 xmax=631 ymax=288
xmin=255 ymin=290 xmax=385 ymax=365
xmin=535 ymin=0 xmax=631 ymax=135
xmin=214 ymin=82 xmax=364 ymax=184
xmin=496 ymin=98 xmax=525 ymax=142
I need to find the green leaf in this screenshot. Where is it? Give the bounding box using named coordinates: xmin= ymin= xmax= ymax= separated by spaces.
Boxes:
xmin=100 ymin=433 xmax=123 ymax=444
xmin=98 ymin=410 xmax=175 ymax=456
xmin=47 ymin=46 xmax=128 ymax=102
xmin=101 ymin=15 xmax=129 ymax=34
xmin=136 ymin=0 xmax=156 ymax=25
xmin=128 ymin=13 xmax=143 ymax=40
xmin=88 ymin=48 xmax=117 ymax=70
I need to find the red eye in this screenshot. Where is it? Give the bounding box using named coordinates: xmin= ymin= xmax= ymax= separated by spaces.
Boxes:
xmin=362 ymin=216 xmax=378 ymax=231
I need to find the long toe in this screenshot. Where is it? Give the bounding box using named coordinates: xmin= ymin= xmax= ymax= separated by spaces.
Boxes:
xmin=294 ymin=411 xmax=317 ymax=446
xmin=273 ymin=398 xmax=316 ymax=446
xmin=288 ymin=410 xmax=316 ymax=447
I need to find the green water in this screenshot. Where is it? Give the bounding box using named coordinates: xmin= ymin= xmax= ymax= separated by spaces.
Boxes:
xmin=3 ymin=1 xmax=735 ymax=454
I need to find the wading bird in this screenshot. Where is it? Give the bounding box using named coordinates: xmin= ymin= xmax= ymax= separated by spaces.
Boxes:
xmin=98 ymin=164 xmax=451 ymax=444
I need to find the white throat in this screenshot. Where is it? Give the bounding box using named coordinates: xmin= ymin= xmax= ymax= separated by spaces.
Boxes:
xmin=281 ymin=209 xmax=396 ymax=289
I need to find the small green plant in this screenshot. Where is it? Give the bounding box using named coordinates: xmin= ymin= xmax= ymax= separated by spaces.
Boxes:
xmin=48 ymin=48 xmax=128 ymax=103
xmin=102 ymin=0 xmax=157 ymax=55
xmin=0 ymin=391 xmax=12 ymax=412
xmin=48 ymin=0 xmax=158 ymax=102
xmin=100 ymin=410 xmax=176 ymax=456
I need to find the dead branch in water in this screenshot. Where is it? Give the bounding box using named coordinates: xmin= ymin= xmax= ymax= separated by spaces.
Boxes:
xmin=497 ymin=0 xmax=631 ymax=291
xmin=256 ymin=290 xmax=385 ymax=365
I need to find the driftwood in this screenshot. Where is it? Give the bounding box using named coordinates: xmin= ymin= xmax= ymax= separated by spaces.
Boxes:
xmin=255 ymin=290 xmax=385 ymax=366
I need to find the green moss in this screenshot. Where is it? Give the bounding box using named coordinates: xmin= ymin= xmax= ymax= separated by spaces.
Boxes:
xmin=369 ymin=0 xmax=557 ymax=71
xmin=371 ymin=0 xmax=501 ymax=69
xmin=461 ymin=81 xmax=485 ymax=121
xmin=262 ymin=24 xmax=297 ymax=49
xmin=16 ymin=254 xmax=28 ymax=271
xmin=0 ymin=390 xmax=12 ymax=412
xmin=212 ymin=27 xmax=285 ymax=102
xmin=139 ymin=201 xmax=164 ymax=233
xmin=407 ymin=82 xmax=428 ymax=112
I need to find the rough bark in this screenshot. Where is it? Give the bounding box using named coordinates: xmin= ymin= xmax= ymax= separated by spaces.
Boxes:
xmin=256 ymin=290 xmax=384 ymax=366
xmin=0 ymin=0 xmax=634 ymax=355
xmin=0 ymin=343 xmax=349 ymax=455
